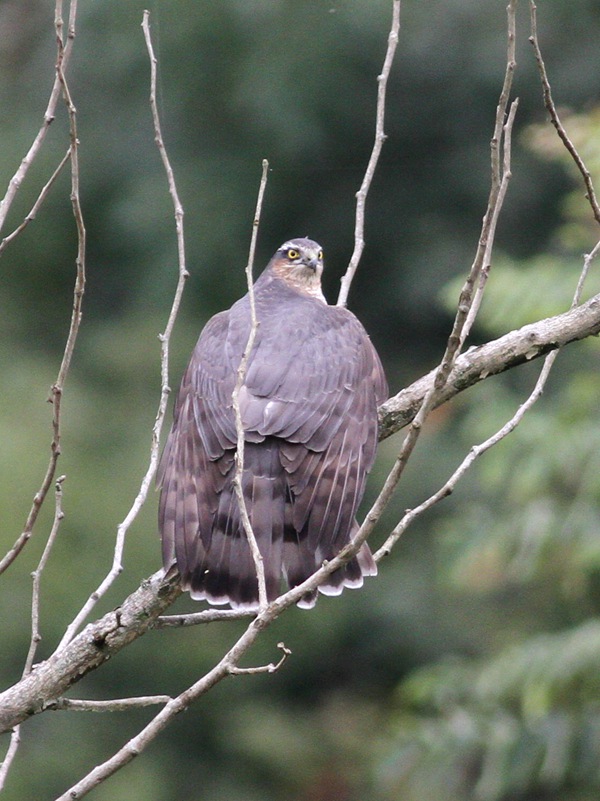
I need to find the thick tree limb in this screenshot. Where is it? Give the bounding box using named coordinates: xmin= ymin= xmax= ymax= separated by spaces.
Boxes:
xmin=0 ymin=572 xmax=181 ymax=733
xmin=378 ymin=292 xmax=600 ymax=440
xmin=1 ymin=292 xmax=598 ymax=735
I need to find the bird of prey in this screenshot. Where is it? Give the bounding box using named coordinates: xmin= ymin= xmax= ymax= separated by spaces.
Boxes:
xmin=158 ymin=238 xmax=387 ymax=609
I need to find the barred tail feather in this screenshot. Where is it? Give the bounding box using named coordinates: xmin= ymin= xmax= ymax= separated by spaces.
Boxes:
xmin=185 ymin=439 xmax=286 ymax=609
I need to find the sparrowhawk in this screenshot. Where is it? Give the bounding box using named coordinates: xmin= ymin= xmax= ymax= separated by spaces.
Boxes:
xmin=157 ymin=238 xmax=387 ymax=609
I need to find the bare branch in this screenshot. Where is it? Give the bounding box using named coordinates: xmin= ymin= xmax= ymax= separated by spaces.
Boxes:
xmin=156 ymin=608 xmax=254 ymax=628
xmin=455 ymin=0 xmax=518 ymax=349
xmin=337 ymin=0 xmax=401 ymax=307
xmin=463 ymin=98 xmax=519 ymax=342
xmin=142 ymin=11 xmax=187 ymax=275
xmin=53 ymin=629 xmax=286 ymax=799
xmin=0 ymin=727 xmax=20 ymax=792
xmin=0 ymin=0 xmax=85 ymax=577
xmin=23 ymin=477 xmax=66 ymax=677
xmin=376 ymin=350 xmax=560 ymax=560
xmin=53 ymin=0 xmax=86 ymax=422
xmin=46 ymin=696 xmax=172 ymax=713
xmin=377 ymin=200 xmax=596 ymax=561
xmin=232 ymin=159 xmax=270 ymax=611
xmin=54 ymin=10 xmax=189 ymax=649
xmin=378 ymin=288 xmax=600 ymax=440
xmin=0 ymin=1 xmax=77 ymax=235
xmin=0 ymin=148 xmax=71 ymax=257
xmin=3 ymin=478 xmax=67 ymax=786
xmin=2 ymin=282 xmax=597 ymax=738
xmin=229 ymin=642 xmax=291 ymax=676
xmin=0 ymin=571 xmax=182 ymax=733
xmin=331 ymin=0 xmax=520 ymax=573
xmin=578 ymin=237 xmax=600 ymax=305
xmin=529 ymin=1 xmax=600 ymax=225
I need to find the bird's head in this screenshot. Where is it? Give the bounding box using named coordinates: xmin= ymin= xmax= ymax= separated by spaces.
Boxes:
xmin=269 ymin=238 xmax=326 ymax=301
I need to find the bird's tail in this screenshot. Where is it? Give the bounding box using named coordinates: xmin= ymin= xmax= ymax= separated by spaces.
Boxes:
xmin=186 ymin=439 xmax=285 ymax=609
xmin=283 ymin=522 xmax=377 ymax=609
xmin=182 ymin=437 xmax=377 ymax=610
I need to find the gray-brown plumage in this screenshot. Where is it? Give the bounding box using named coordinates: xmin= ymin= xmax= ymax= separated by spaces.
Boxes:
xmin=157 ymin=238 xmax=387 ymax=609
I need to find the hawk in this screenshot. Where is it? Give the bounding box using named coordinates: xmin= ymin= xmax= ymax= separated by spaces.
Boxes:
xmin=158 ymin=238 xmax=387 ymax=609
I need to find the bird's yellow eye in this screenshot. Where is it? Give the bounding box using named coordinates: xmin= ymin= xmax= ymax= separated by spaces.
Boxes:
xmin=286 ymin=248 xmax=300 ymax=260
xmin=318 ymin=250 xmax=323 ymax=260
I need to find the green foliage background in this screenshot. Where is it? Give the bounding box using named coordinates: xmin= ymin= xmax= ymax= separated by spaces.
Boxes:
xmin=0 ymin=2 xmax=599 ymax=799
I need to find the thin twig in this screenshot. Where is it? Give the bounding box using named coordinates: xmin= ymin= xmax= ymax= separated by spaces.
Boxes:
xmin=331 ymin=0 xmax=519 ymax=569
xmin=0 ymin=0 xmax=83 ymax=578
xmin=157 ymin=608 xmax=254 ymax=627
xmin=529 ymin=1 xmax=600 ymax=225
xmin=23 ymin=477 xmax=66 ymax=676
xmin=460 ymin=0 xmax=518 ymax=346
xmin=54 ymin=10 xmax=189 ymax=650
xmin=3 ymin=481 xmax=66 ymax=781
xmin=462 ymin=97 xmax=519 ymax=342
xmin=55 ymin=0 xmax=86 ymax=414
xmin=6 ymin=479 xmax=66 ymax=783
xmin=229 ymin=642 xmax=291 ymax=675
xmin=46 ymin=696 xmax=172 ymax=712
xmin=232 ymin=159 xmax=270 ymax=611
xmin=0 ymin=727 xmax=20 ymax=792
xmin=577 ymin=237 xmax=600 ymax=305
xmin=376 ymin=351 xmax=559 ymax=559
xmin=377 ymin=216 xmax=596 ymax=560
xmin=0 ymin=2 xmax=76 ymax=235
xmin=337 ymin=0 xmax=401 ymax=307
xmin=54 ymin=630 xmax=292 ymax=800
xmin=0 ymin=148 xmax=71 ymax=257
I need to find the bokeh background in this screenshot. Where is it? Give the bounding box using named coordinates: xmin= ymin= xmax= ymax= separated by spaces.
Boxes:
xmin=1 ymin=1 xmax=600 ymax=799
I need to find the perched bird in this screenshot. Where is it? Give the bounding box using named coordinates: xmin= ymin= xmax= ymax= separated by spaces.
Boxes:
xmin=157 ymin=238 xmax=387 ymax=609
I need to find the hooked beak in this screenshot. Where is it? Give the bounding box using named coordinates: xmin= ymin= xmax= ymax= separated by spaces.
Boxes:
xmin=303 ymin=256 xmax=319 ymax=272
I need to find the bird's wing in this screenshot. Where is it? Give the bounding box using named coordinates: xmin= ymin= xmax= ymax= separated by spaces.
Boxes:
xmin=240 ymin=300 xmax=387 ymax=565
xmin=157 ymin=310 xmax=237 ymax=575
xmin=158 ymin=286 xmax=388 ymax=605
xmin=240 ymin=299 xmax=387 ymax=446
